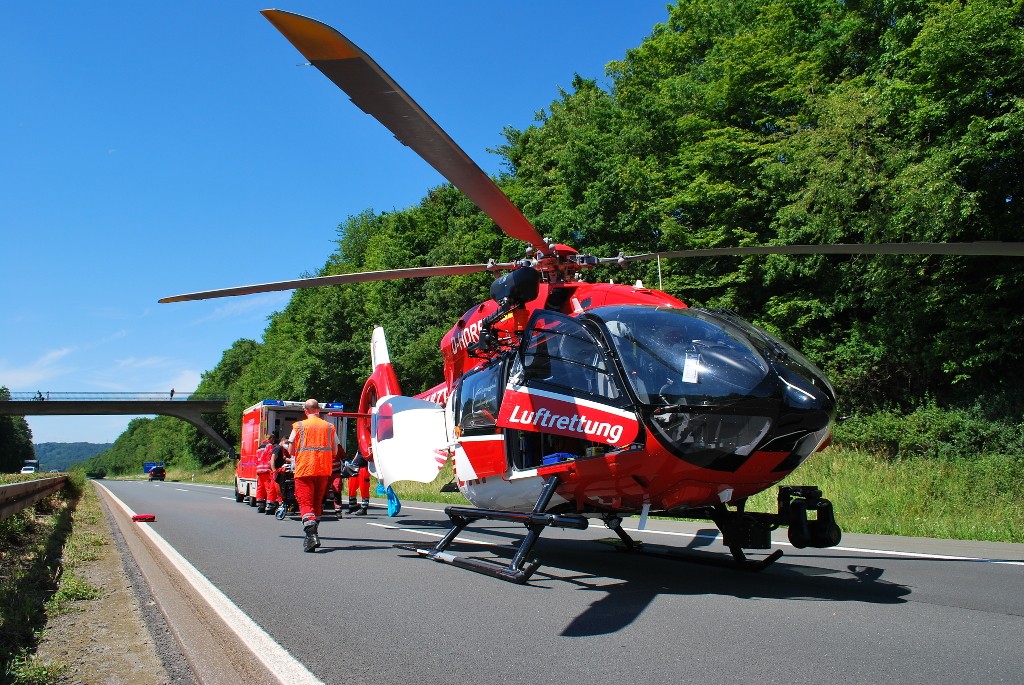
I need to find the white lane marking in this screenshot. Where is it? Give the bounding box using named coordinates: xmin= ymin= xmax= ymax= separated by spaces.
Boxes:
xmin=175 ymin=488 xmax=189 ymax=492
xmin=220 ymin=497 xmax=235 ymax=501
xmin=96 ymin=482 xmax=324 ymax=685
xmin=367 ymin=521 xmax=493 ymax=547
xmin=620 ymin=526 xmax=1024 ymax=567
xmin=368 ymin=504 xmax=1023 ymax=567
xmin=179 ymin=483 xmax=233 ymax=491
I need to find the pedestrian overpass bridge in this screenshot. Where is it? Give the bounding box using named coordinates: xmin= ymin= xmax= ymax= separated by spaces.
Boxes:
xmin=0 ymin=392 xmax=233 ymax=455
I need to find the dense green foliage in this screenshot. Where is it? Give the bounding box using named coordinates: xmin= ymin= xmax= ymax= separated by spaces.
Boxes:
xmin=82 ymin=416 xmax=193 ymax=477
xmin=0 ymin=387 xmax=35 ymax=474
xmin=81 ymin=0 xmax=1022 ymax=482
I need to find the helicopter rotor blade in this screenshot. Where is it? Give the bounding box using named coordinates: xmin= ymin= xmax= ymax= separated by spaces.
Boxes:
xmin=614 ymin=242 xmax=1024 ymax=263
xmin=159 ymin=262 xmax=498 ymax=303
xmin=261 ymin=9 xmax=547 ymax=251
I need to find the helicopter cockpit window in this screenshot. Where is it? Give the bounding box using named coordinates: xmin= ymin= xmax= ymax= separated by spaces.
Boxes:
xmin=590 ymin=305 xmax=771 ymax=407
xmin=518 ymin=312 xmax=625 ymax=404
xmin=454 ymin=363 xmax=502 ymax=434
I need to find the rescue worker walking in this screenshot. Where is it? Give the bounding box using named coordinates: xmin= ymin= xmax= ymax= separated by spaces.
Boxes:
xmin=289 ymin=399 xmax=340 ymax=552
xmin=273 ymin=439 xmax=293 ymax=519
xmin=254 ymin=432 xmax=279 ymax=513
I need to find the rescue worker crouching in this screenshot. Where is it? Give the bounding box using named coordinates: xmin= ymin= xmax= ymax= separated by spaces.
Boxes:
xmin=289 ymin=399 xmax=341 ymax=553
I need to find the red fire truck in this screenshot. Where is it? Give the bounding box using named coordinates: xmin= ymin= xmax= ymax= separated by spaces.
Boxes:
xmin=234 ymin=399 xmax=348 ymax=504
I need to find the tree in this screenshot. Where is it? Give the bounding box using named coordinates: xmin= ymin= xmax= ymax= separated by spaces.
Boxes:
xmin=0 ymin=386 xmax=34 ymax=472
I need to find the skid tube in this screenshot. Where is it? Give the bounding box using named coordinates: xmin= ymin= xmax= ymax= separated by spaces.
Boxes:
xmin=395 ymin=475 xmax=587 ymax=584
xmin=600 ymin=485 xmax=841 ymax=572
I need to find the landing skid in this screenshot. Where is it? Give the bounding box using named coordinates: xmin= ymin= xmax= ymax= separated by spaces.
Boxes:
xmin=397 ymin=482 xmax=838 ymax=583
xmin=599 ymin=516 xmax=784 ymax=572
xmin=395 ymin=475 xmax=587 ymax=584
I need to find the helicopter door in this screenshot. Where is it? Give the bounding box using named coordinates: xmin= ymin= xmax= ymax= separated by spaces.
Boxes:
xmin=370 ymin=395 xmax=449 ymax=486
xmin=450 ymin=362 xmax=507 ymax=480
xmin=496 ymin=311 xmax=640 ymax=468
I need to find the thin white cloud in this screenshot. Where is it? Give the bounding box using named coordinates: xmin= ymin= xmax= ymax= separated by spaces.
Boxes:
xmin=186 ymin=292 xmax=290 ymax=327
xmin=113 ymin=356 xmax=175 ymax=371
xmin=0 ymin=348 xmax=75 ymax=387
xmin=170 ymin=369 xmax=202 ymax=390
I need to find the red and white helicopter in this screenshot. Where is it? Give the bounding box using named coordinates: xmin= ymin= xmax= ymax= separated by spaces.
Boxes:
xmin=163 ymin=10 xmax=1024 ymax=583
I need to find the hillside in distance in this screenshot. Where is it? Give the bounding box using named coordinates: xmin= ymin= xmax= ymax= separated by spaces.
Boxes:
xmin=33 ymin=442 xmax=112 ymax=472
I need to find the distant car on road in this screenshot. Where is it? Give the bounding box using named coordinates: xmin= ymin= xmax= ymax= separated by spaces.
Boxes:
xmin=148 ymin=466 xmax=166 ymax=481
xmin=20 ymin=466 xmax=37 ymax=474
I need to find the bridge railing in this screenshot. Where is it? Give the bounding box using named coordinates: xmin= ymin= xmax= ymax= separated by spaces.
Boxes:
xmin=4 ymin=392 xmax=228 ymax=402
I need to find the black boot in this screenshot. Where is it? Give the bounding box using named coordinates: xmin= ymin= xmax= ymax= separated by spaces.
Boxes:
xmin=347 ymin=496 xmax=359 ymax=514
xmin=354 ymin=503 xmax=368 ymax=516
xmin=256 ymin=499 xmax=266 ymax=513
xmin=265 ymin=501 xmax=278 ymax=515
xmin=303 ymin=519 xmax=320 ymax=552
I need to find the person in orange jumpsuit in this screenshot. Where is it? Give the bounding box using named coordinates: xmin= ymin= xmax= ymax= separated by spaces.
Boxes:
xmin=346 ymin=452 xmax=371 ymax=516
xmin=288 ymin=399 xmax=340 ymax=552
xmin=274 ymin=439 xmax=295 ymax=519
xmin=264 ymin=436 xmax=288 ymax=515
xmin=254 ymin=433 xmax=279 ymax=513
xmin=328 ymin=442 xmax=352 ymax=516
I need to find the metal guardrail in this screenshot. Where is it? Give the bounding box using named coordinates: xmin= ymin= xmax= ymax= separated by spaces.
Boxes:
xmin=0 ymin=476 xmax=68 ymax=522
xmin=4 ymin=392 xmax=228 ymax=402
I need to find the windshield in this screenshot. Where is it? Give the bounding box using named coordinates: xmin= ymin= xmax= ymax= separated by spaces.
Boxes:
xmin=589 ymin=306 xmax=771 ymax=406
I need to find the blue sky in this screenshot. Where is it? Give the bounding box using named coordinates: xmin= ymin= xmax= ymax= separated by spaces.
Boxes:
xmin=1 ymin=2 xmax=671 ymax=444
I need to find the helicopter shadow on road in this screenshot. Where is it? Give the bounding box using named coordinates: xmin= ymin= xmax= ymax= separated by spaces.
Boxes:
xmin=386 ymin=517 xmax=910 ymax=638
xmin=276 ymin=519 xmax=400 ymax=554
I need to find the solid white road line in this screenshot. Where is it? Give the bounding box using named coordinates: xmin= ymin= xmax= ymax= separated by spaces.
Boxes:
xmin=96 ymin=482 xmax=325 ymax=685
xmin=367 ymin=521 xmax=494 ymax=547
xmin=371 ymin=503 xmax=1022 ymax=567
xmin=620 ymin=525 xmax=1024 ymax=566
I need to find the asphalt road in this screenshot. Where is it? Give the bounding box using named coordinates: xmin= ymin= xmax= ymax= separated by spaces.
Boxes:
xmin=99 ymin=479 xmax=1023 ymax=685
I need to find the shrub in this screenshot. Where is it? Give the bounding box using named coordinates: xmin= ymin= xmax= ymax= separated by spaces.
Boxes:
xmin=834 ymin=399 xmax=1024 ymax=462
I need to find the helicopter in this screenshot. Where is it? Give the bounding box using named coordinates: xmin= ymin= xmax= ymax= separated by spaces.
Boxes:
xmin=162 ymin=10 xmax=1024 ymax=584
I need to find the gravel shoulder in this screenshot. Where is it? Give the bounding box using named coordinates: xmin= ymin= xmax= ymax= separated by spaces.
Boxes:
xmin=34 ymin=484 xmax=196 ymax=685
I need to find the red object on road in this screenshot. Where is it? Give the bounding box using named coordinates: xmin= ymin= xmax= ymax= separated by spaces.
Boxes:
xmin=132 ymin=513 xmax=156 ymax=522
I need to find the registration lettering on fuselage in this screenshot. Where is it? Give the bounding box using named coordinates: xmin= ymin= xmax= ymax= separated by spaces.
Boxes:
xmin=496 ymin=385 xmax=639 ymax=447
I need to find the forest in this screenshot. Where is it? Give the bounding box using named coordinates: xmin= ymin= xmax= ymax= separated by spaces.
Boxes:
xmin=81 ymin=0 xmax=1022 ymax=478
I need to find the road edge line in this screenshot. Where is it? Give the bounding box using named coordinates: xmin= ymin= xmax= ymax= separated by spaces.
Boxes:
xmin=95 ymin=481 xmax=325 ymax=685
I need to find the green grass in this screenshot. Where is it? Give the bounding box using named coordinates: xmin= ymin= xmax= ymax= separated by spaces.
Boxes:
xmin=749 ymin=446 xmax=1023 ymax=543
xmin=0 ymin=472 xmax=100 ymax=684
xmin=385 ymin=463 xmax=467 ymax=506
xmin=162 ymin=459 xmax=235 ymax=485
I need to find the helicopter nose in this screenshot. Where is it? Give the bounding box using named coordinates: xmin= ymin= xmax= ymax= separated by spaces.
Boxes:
xmin=778 ymin=365 xmax=834 ymax=412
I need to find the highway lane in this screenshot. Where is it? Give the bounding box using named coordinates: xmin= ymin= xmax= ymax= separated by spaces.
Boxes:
xmin=99 ymin=479 xmax=1023 ymax=685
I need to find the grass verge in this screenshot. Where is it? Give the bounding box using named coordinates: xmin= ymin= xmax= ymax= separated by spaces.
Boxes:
xmin=0 ymin=473 xmax=102 ymax=685
xmin=748 ymin=446 xmax=1024 ymax=543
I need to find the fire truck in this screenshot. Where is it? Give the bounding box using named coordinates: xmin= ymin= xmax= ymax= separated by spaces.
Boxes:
xmin=234 ymin=399 xmax=348 ymax=504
